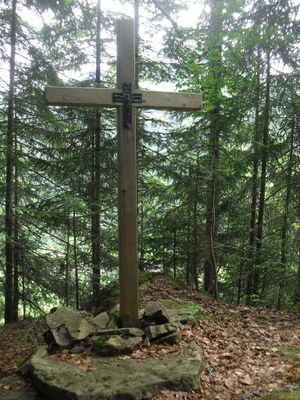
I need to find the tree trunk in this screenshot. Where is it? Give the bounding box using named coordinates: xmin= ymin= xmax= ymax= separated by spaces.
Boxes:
xmin=253 ymin=47 xmax=271 ymax=297
xmin=245 ymin=49 xmax=261 ymax=304
xmin=294 ymin=225 xmax=300 ymax=305
xmin=13 ymin=132 xmax=19 ymax=322
xmin=65 ymin=217 xmax=71 ymax=307
xmin=186 ymin=191 xmax=191 ymax=286
xmin=191 ymin=160 xmax=200 ymax=290
xmin=5 ymin=0 xmax=17 ymax=324
xmin=173 ymin=228 xmax=177 ymax=278
xmin=73 ymin=209 xmax=79 ymax=309
xmin=139 ymin=203 xmax=145 ymax=272
xmin=203 ymin=0 xmax=224 ymax=299
xmin=91 ymin=0 xmax=101 ymax=303
xmin=277 ymin=115 xmax=294 ymax=309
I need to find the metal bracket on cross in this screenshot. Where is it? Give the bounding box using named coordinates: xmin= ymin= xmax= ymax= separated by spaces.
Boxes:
xmin=113 ymin=83 xmax=142 ymax=128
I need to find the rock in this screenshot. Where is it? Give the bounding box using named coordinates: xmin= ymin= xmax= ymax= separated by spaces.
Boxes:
xmin=144 ymin=323 xmax=181 ymax=344
xmin=167 ymin=308 xmax=198 ymax=325
xmin=93 ymin=327 xmax=142 ymax=337
xmin=144 ymin=323 xmax=177 ymax=340
xmin=46 ymin=307 xmax=96 ymax=347
xmin=141 ymin=301 xmax=170 ymax=326
xmin=91 ymin=327 xmax=144 ymax=356
xmin=128 ymin=327 xmax=144 ymax=337
xmin=153 ymin=330 xmax=181 ymax=345
xmin=91 ymin=312 xmax=109 ymax=330
xmin=92 ymin=335 xmax=142 ymax=356
xmin=49 ymin=325 xmax=71 ymax=348
xmin=106 ymin=312 xmax=120 ymax=329
xmin=70 ymin=346 xmax=85 ymax=354
xmin=188 ymin=341 xmax=201 ymax=353
xmin=22 ymin=347 xmax=205 ymax=400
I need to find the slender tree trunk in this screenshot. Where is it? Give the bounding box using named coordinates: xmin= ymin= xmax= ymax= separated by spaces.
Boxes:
xmin=139 ymin=203 xmax=145 ymax=272
xmin=294 ymin=225 xmax=300 ymax=305
xmin=13 ymin=132 xmax=19 ymax=322
xmin=5 ymin=0 xmax=17 ymax=324
xmin=253 ymin=47 xmax=271 ymax=297
xmin=186 ymin=195 xmax=191 ymax=286
xmin=203 ymin=0 xmax=224 ymax=299
xmin=92 ymin=0 xmax=101 ymax=303
xmin=22 ymin=252 xmax=25 ymax=320
xmin=191 ymin=160 xmax=200 ymax=290
xmin=277 ymin=116 xmax=294 ymax=309
xmin=73 ymin=209 xmax=79 ymax=309
xmin=173 ymin=228 xmax=177 ymax=277
xmin=65 ymin=218 xmax=71 ymax=307
xmin=245 ymin=49 xmax=261 ymax=304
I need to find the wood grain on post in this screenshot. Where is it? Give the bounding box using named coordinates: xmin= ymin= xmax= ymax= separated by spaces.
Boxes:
xmin=117 ymin=20 xmax=139 ymax=328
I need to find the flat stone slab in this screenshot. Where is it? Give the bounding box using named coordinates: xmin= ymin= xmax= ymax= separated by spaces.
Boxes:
xmin=22 ymin=347 xmax=204 ymax=399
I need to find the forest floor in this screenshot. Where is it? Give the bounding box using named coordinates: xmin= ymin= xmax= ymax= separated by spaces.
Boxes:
xmin=1 ymin=275 xmax=300 ymax=400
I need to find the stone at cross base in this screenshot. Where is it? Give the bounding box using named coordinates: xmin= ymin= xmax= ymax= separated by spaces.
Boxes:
xmin=44 ymin=19 xmax=201 ymax=328
xmin=20 ymin=303 xmax=205 ymax=400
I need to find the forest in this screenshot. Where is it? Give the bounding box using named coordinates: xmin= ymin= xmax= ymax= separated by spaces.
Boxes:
xmin=1 ymin=0 xmax=300 ymax=325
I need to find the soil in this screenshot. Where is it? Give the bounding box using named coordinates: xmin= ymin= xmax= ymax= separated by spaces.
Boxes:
xmin=1 ymin=276 xmax=300 ymax=399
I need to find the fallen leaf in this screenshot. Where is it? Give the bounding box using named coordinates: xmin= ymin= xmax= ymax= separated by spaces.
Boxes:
xmin=239 ymin=376 xmax=253 ymax=385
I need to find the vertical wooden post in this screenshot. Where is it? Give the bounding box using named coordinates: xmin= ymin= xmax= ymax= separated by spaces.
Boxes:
xmin=117 ymin=20 xmax=139 ymax=327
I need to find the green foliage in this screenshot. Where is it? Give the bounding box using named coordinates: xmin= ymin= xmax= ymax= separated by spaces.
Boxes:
xmin=187 ymin=304 xmax=205 ymax=318
xmin=260 ymin=390 xmax=300 ymax=400
xmin=277 ymin=347 xmax=300 ymax=364
xmin=92 ymin=335 xmax=109 ymax=348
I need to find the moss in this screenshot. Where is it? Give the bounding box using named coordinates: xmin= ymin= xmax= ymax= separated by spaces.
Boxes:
xmin=277 ymin=347 xmax=300 ymax=384
xmin=278 ymin=347 xmax=300 ymax=363
xmin=138 ymin=272 xmax=185 ymax=289
xmin=138 ymin=271 xmax=157 ymax=285
xmin=15 ymin=356 xmax=26 ymax=368
xmin=102 ymin=375 xmax=112 ymax=381
xmin=159 ymin=299 xmax=191 ymax=310
xmin=40 ymin=371 xmax=54 ymax=381
xmin=260 ymin=390 xmax=300 ymax=400
xmin=92 ymin=335 xmax=109 ymax=348
xmin=165 ymin=274 xmax=184 ymax=289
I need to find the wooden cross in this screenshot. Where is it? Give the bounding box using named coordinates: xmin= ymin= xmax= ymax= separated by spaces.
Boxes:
xmin=45 ymin=19 xmax=201 ymax=328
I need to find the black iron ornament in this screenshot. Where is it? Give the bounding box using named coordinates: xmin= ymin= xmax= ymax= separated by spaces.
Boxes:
xmin=113 ymin=83 xmax=142 ymax=128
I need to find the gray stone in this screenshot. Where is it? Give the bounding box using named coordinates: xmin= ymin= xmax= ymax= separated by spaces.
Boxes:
xmin=22 ymin=347 xmax=205 ymax=400
xmin=128 ymin=327 xmax=144 ymax=337
xmin=144 ymin=323 xmax=181 ymax=344
xmin=46 ymin=307 xmax=96 ymax=347
xmin=70 ymin=346 xmax=85 ymax=354
xmin=107 ymin=312 xmax=119 ymax=329
xmin=50 ymin=325 xmax=72 ymax=347
xmin=145 ymin=323 xmax=178 ymax=341
xmin=91 ymin=312 xmax=109 ymax=330
xmin=188 ymin=341 xmax=201 ymax=353
xmin=152 ymin=331 xmax=181 ymax=345
xmin=143 ymin=301 xmax=170 ymax=325
xmin=91 ymin=327 xmax=144 ymax=356
xmin=92 ymin=335 xmax=142 ymax=356
xmin=95 ymin=327 xmax=131 ymax=336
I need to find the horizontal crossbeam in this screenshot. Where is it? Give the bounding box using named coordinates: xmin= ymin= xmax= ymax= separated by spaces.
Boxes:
xmin=45 ymin=86 xmax=202 ymax=111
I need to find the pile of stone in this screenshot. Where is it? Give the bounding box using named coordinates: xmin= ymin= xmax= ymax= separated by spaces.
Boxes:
xmin=45 ymin=301 xmax=181 ymax=356
xmin=20 ymin=301 xmax=205 ymax=400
